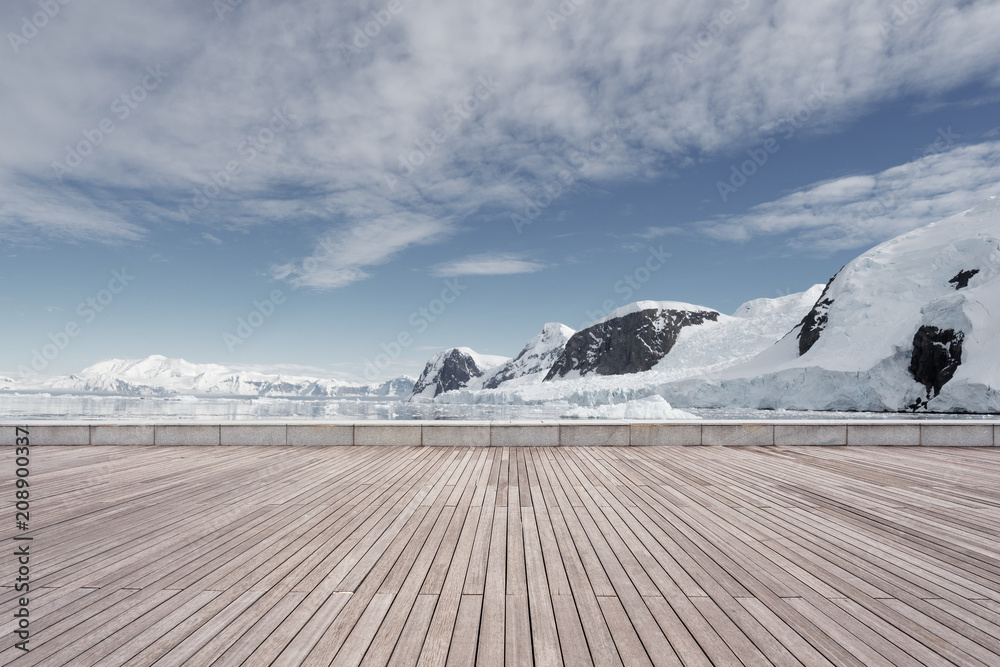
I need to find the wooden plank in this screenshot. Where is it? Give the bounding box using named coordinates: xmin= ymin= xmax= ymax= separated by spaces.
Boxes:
xmin=597 ymin=595 xmax=653 ymax=667
xmin=12 ymin=589 xmax=177 ymax=667
xmin=463 ymin=451 xmax=500 ymax=596
xmin=551 ymin=596 xmax=593 ymax=667
xmin=387 ymin=594 xmax=438 ymax=667
xmin=417 ymin=506 xmax=484 ymax=667
xmin=737 ymin=598 xmax=834 ymax=667
xmin=476 ymin=506 xmax=507 ymax=667
xmin=331 ymin=593 xmax=397 ymax=667
xmin=210 ymin=592 xmax=308 ymax=667
xmin=250 ymin=591 xmax=352 ymax=666
xmin=505 ymin=595 xmax=533 ymax=667
xmin=445 ymin=595 xmax=482 ymax=667
xmin=130 ymin=590 xmax=266 ymax=667
xmin=86 ymin=591 xmax=221 ymax=667
xmin=521 ymin=507 xmax=561 ymax=667
xmin=362 ymin=507 xmax=457 ymax=666
xmin=641 ymin=596 xmax=715 ymax=667
xmin=186 ymin=591 xmax=305 ymax=666
xmin=2 ymin=445 xmax=999 ymax=666
xmin=689 ymin=596 xmax=773 ymax=667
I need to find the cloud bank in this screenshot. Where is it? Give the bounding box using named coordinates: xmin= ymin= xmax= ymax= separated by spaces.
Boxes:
xmin=430 ymin=253 xmax=548 ymax=278
xmin=3 ymin=0 xmax=1000 ymax=282
xmin=698 ymin=140 xmax=1000 ymax=252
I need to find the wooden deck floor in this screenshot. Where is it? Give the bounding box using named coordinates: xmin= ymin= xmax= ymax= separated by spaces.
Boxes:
xmin=2 ymin=445 xmax=999 ymax=666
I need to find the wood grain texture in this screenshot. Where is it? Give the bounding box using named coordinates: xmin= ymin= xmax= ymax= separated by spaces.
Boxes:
xmin=1 ymin=444 xmax=998 ymax=666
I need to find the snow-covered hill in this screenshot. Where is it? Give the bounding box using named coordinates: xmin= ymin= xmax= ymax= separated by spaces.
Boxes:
xmin=430 ymin=197 xmax=1000 ymax=413
xmin=372 ymin=376 xmax=417 ymax=396
xmin=658 ymin=197 xmax=1000 ymax=412
xmin=546 ymin=302 xmax=721 ymax=380
xmin=8 ymin=199 xmax=995 ymax=415
xmin=483 ymin=323 xmax=574 ymax=389
xmin=38 ymin=355 xmax=414 ymax=398
xmin=652 ymin=286 xmax=824 ymax=377
xmin=433 ymin=286 xmax=823 ymax=406
xmin=411 ymin=348 xmax=509 ymax=399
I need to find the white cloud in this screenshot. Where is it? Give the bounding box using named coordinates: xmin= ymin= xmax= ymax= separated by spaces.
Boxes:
xmin=2 ymin=0 xmax=1000 ymax=278
xmin=698 ymin=141 xmax=1000 ymax=252
xmin=637 ymin=226 xmax=687 ymax=239
xmin=430 ymin=253 xmax=547 ymax=278
xmin=271 ymin=214 xmax=452 ymax=289
xmin=0 ymin=179 xmax=146 ymax=245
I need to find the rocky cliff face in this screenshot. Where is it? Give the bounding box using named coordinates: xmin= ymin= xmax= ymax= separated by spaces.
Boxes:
xmin=796 ymin=273 xmax=838 ymax=356
xmin=909 ymin=326 xmax=965 ymax=402
xmin=545 ymin=304 xmax=720 ymax=380
xmin=411 ymin=348 xmax=508 ymax=398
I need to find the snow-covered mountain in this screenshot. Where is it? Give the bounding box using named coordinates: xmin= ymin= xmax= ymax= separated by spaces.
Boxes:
xmin=657 ymin=197 xmax=1000 ymax=412
xmin=411 ymin=348 xmax=509 ymax=399
xmin=546 ymin=302 xmax=721 ymax=380
xmin=372 ymin=376 xmax=417 ymax=396
xmin=433 ymin=286 xmax=823 ymax=406
xmin=483 ymin=323 xmax=575 ymax=389
xmin=8 ymin=199 xmax=996 ymax=415
xmin=39 ymin=355 xmax=414 ymax=398
xmin=430 ymin=197 xmax=1000 ymax=413
xmin=652 ymin=286 xmax=824 ymax=377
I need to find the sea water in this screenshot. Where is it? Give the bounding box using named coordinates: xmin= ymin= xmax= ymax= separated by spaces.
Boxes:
xmin=0 ymin=393 xmax=994 ymax=421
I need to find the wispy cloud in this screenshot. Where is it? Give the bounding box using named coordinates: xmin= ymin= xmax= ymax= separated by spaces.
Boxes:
xmin=698 ymin=140 xmax=1000 ymax=252
xmin=271 ymin=214 xmax=452 ymax=289
xmin=2 ymin=0 xmax=1000 ymax=280
xmin=0 ymin=178 xmax=147 ymax=245
xmin=430 ymin=253 xmax=547 ymax=278
xmin=636 ymin=226 xmax=687 ymax=240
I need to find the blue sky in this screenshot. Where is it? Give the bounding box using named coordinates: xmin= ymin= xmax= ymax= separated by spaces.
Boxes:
xmin=2 ymin=0 xmax=1000 ymax=382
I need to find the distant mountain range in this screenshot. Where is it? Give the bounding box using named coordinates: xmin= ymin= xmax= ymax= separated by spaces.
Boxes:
xmin=417 ymin=197 xmax=1000 ymax=413
xmin=415 ymin=289 xmax=823 ymax=402
xmin=6 ymin=198 xmax=997 ymax=413
xmin=6 ymin=355 xmax=414 ymax=398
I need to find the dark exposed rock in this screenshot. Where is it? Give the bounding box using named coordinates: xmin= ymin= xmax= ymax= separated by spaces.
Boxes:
xmin=796 ymin=272 xmax=839 ymax=356
xmin=412 ymin=349 xmax=486 ymax=397
xmin=909 ymin=326 xmax=965 ymax=398
xmin=544 ymin=308 xmax=719 ymax=380
xmin=484 ymin=364 xmax=524 ymax=390
xmin=948 ymin=269 xmax=980 ymax=290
